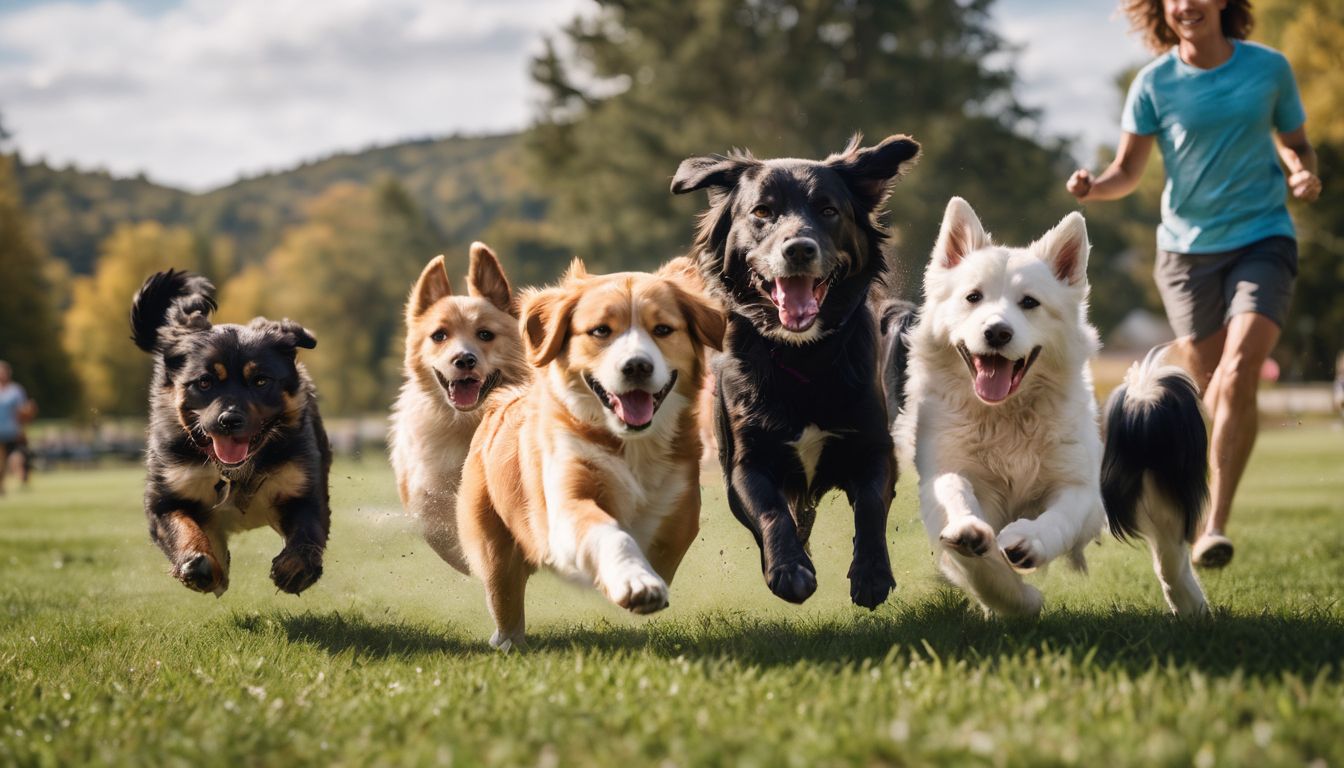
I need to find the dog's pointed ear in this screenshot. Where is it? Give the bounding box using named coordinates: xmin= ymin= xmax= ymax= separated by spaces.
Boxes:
xmin=409 ymin=255 xmax=452 ymax=321
xmin=521 ymin=287 xmax=580 ymax=368
xmin=932 ymin=197 xmax=990 ymax=270
xmin=671 ymin=152 xmax=758 ymax=200
xmin=467 ymin=241 xmax=515 ymax=316
xmin=1037 ymin=211 xmax=1090 ymax=286
xmin=826 ymin=133 xmax=921 ymax=210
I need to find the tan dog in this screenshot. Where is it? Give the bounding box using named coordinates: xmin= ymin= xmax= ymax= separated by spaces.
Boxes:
xmin=456 ymin=259 xmax=725 ymax=649
xmin=389 ymin=243 xmax=529 ymax=574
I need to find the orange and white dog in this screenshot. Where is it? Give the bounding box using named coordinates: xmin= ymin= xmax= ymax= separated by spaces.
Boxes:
xmin=389 ymin=244 xmax=529 ymax=574
xmin=456 ymin=260 xmax=725 ymax=649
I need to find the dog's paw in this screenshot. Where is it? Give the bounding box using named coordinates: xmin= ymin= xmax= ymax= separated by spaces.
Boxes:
xmin=270 ymin=547 xmax=323 ymax=595
xmin=848 ymin=557 xmax=896 ymax=610
xmin=489 ymin=629 xmax=528 ymax=652
xmin=173 ymin=552 xmax=225 ymax=595
xmin=998 ymin=524 xmax=1046 ymax=572
xmin=766 ymin=558 xmax=818 ymax=604
xmin=607 ymin=568 xmax=669 ymax=615
xmin=939 ymin=517 xmax=996 ymax=558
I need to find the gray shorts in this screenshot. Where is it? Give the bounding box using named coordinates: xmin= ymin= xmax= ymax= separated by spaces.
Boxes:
xmin=1154 ymin=236 xmax=1298 ymax=341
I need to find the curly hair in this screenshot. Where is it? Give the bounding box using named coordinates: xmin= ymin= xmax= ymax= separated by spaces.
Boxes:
xmin=1120 ymin=0 xmax=1254 ymax=54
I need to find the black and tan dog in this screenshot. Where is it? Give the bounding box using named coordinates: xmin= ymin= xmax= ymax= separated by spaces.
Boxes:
xmin=671 ymin=134 xmax=920 ymax=608
xmin=131 ymin=270 xmax=331 ymax=596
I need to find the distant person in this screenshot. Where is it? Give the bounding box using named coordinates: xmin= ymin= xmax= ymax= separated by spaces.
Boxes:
xmin=0 ymin=361 xmax=37 ymax=494
xmin=1066 ymin=0 xmax=1321 ymax=568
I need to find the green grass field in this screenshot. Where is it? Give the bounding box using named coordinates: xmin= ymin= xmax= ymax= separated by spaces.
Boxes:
xmin=3 ymin=425 xmax=1343 ymax=767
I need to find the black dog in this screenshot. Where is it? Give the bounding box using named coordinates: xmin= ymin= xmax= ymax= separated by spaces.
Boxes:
xmin=671 ymin=134 xmax=920 ymax=608
xmin=132 ymin=270 xmax=331 ymax=596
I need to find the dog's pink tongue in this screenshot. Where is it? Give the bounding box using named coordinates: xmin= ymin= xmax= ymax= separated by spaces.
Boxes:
xmin=211 ymin=435 xmax=250 ymax=465
xmin=448 ymin=379 xmax=482 ymax=408
xmin=972 ymin=355 xmax=1015 ymax=403
xmin=611 ymin=390 xmax=655 ymax=427
xmin=771 ymin=276 xmax=819 ymax=331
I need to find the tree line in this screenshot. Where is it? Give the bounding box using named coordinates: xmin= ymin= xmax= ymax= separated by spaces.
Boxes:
xmin=1 ymin=0 xmax=1339 ymax=419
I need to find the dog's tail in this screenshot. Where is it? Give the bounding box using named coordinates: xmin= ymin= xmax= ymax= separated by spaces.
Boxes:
xmin=878 ymin=299 xmax=918 ymax=420
xmin=131 ymin=269 xmax=217 ymax=352
xmin=1101 ymin=344 xmax=1208 ymax=543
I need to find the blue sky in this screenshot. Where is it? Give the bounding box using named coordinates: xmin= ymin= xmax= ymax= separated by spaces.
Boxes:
xmin=0 ymin=0 xmax=1151 ymax=191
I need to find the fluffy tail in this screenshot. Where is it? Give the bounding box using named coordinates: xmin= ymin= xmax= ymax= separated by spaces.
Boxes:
xmin=1101 ymin=345 xmax=1208 ymax=542
xmin=130 ymin=269 xmax=217 ymax=352
xmin=1101 ymin=345 xmax=1210 ymax=616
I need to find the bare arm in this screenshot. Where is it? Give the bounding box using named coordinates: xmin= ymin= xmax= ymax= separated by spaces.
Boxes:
xmin=1276 ymin=127 xmax=1322 ymax=203
xmin=1065 ymin=132 xmax=1156 ymax=203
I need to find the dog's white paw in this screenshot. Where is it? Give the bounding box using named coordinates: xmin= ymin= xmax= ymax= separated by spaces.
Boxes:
xmin=606 ymin=567 xmax=669 ymax=615
xmin=489 ymin=629 xmax=527 ymax=652
xmin=939 ymin=517 xmax=996 ymax=558
xmin=998 ymin=521 xmax=1048 ymax=572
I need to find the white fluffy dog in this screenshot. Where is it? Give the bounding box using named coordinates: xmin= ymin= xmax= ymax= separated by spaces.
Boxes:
xmin=896 ymin=197 xmax=1209 ymax=617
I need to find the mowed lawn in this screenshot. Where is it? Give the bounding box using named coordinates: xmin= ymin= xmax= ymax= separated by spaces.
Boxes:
xmin=2 ymin=425 xmax=1343 ymax=767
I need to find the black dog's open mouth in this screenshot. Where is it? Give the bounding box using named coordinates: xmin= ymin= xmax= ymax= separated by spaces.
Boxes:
xmin=434 ymin=368 xmax=502 ymax=411
xmin=207 ymin=432 xmax=262 ymax=467
xmin=753 ymin=268 xmax=839 ymax=333
xmin=956 ymin=342 xmax=1042 ymax=404
xmin=584 ymin=370 xmax=679 ymax=431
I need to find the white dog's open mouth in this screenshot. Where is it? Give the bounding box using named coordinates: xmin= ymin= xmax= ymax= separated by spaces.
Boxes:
xmin=585 ymin=371 xmax=678 ymax=431
xmin=957 ymin=343 xmax=1042 ymax=404
xmin=754 ymin=269 xmax=837 ymax=333
xmin=434 ymin=369 xmax=501 ymax=411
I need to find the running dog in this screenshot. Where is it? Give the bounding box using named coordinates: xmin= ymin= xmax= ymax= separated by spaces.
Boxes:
xmin=455 ymin=260 xmax=724 ymax=649
xmin=894 ymin=197 xmax=1208 ymax=617
xmin=389 ymin=244 xmax=528 ymax=574
xmin=132 ymin=269 xmax=330 ymax=596
xmin=670 ymin=133 xmax=921 ymax=608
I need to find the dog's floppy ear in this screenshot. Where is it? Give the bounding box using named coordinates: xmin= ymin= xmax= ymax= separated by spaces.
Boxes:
xmin=656 ymin=256 xmax=706 ymax=293
xmin=251 ymin=317 xmax=317 ymax=351
xmin=671 ymin=152 xmax=758 ymax=200
xmin=1036 ymin=211 xmax=1090 ymax=287
xmin=467 ymin=241 xmax=515 ymax=316
xmin=674 ymin=283 xmax=726 ymax=352
xmin=522 ymin=284 xmax=581 ymax=368
xmin=932 ymin=197 xmax=990 ymax=270
xmin=409 ymin=255 xmax=452 ymax=321
xmin=826 ymin=133 xmax=921 ymax=210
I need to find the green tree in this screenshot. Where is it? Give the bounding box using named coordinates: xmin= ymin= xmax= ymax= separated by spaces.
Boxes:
xmin=528 ymin=0 xmax=1081 ymax=291
xmin=0 ymin=153 xmax=80 ymax=416
xmin=63 ymin=222 xmax=204 ymax=416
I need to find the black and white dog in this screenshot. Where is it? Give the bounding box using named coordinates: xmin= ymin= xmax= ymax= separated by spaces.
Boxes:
xmin=671 ymin=134 xmax=921 ymax=608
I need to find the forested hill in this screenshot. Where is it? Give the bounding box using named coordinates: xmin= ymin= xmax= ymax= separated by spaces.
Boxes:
xmin=12 ymin=132 xmax=544 ymax=276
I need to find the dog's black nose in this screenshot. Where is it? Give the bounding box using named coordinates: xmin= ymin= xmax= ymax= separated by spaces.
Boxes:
xmin=782 ymin=237 xmax=819 ymax=265
xmin=984 ymin=323 xmax=1014 ymax=348
xmin=622 ymin=356 xmax=654 ymax=381
xmin=453 ymin=353 xmax=477 ymax=371
xmin=217 ymin=410 xmax=245 ymax=432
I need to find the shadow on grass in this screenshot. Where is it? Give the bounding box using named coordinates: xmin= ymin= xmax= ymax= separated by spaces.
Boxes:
xmin=233 ymin=611 xmax=480 ymax=658
xmin=532 ymin=590 xmax=1344 ymax=679
xmin=231 ymin=593 xmax=1344 ymax=679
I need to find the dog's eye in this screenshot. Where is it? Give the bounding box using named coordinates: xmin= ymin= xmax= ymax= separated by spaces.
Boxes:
xmin=195 ymin=376 xmax=213 ymax=391
xmin=430 ymin=330 xmax=448 ymax=343
xmin=966 ymin=291 xmax=983 ymax=304
xmin=652 ymin=324 xmax=673 ymax=338
xmin=476 ymin=329 xmax=495 ymax=342
xmin=252 ymin=376 xmax=270 ymax=388
xmin=820 ymin=206 xmax=839 ymax=217
xmin=1020 ymin=296 xmax=1040 ymax=310
xmin=751 ymin=205 xmax=772 ymax=220
xmin=589 ymin=325 xmax=612 ymax=339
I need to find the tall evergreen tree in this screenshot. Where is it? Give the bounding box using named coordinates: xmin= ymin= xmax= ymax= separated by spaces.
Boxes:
xmin=0 ymin=153 xmax=80 ymax=417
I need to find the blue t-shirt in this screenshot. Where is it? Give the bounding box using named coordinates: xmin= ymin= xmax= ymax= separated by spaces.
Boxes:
xmin=1122 ymin=40 xmax=1306 ymax=254
xmin=0 ymin=383 xmax=27 ymax=441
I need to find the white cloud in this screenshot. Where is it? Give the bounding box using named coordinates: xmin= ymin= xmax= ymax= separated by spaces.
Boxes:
xmin=0 ymin=0 xmax=591 ymax=190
